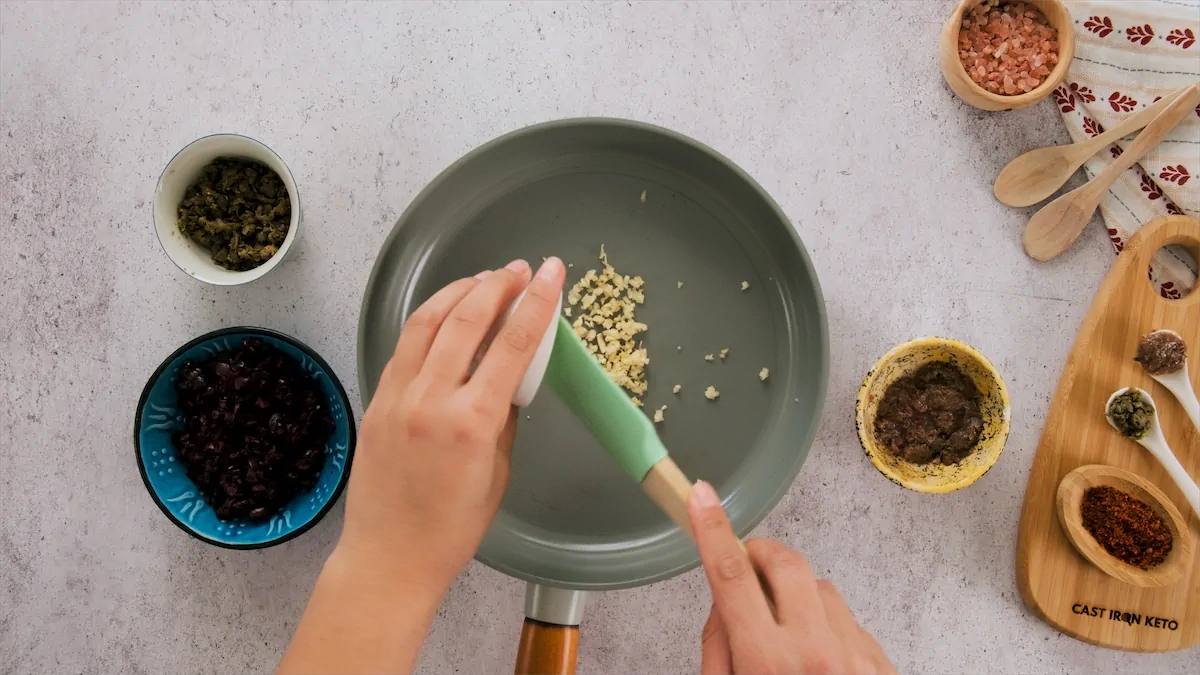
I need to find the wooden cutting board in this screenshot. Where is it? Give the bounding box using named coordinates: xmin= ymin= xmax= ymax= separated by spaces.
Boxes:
xmin=1017 ymin=215 xmax=1199 ymax=651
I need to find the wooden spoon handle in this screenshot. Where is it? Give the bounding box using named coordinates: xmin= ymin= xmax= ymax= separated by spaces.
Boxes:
xmin=1087 ymin=84 xmax=1200 ymax=195
xmin=1083 ymin=86 xmax=1190 ymax=151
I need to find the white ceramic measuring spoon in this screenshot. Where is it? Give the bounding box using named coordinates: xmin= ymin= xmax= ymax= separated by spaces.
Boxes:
xmin=1138 ymin=329 xmax=1200 ymax=432
xmin=1106 ymin=387 xmax=1200 ymax=516
xmin=470 ymin=288 xmax=562 ymax=408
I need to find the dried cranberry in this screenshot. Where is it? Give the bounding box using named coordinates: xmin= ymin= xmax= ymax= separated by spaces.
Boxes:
xmin=172 ymin=338 xmax=333 ymax=522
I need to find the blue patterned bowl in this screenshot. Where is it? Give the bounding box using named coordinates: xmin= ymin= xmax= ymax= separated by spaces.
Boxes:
xmin=135 ymin=327 xmax=355 ymax=549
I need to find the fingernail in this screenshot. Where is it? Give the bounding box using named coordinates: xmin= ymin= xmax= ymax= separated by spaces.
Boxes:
xmin=505 ymin=259 xmax=529 ymax=273
xmin=536 ymin=256 xmax=564 ymax=281
xmin=690 ymin=480 xmax=720 ymax=509
xmin=474 ymin=271 xmax=490 ymax=280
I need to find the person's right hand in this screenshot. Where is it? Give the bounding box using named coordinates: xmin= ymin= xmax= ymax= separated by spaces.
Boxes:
xmin=338 ymin=257 xmax=565 ymax=592
xmin=687 ymin=481 xmax=896 ymax=675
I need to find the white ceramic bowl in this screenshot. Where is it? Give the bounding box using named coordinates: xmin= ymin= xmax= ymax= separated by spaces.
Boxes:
xmin=153 ymin=134 xmax=300 ymax=285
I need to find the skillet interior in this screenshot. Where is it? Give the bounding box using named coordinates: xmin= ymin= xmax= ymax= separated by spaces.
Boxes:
xmin=358 ymin=119 xmax=828 ymax=589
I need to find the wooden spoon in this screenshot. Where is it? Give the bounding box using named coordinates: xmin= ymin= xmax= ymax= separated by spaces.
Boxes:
xmin=1022 ymin=84 xmax=1200 ymax=262
xmin=995 ymin=86 xmax=1190 ymax=207
xmin=1056 ymin=464 xmax=1191 ymax=588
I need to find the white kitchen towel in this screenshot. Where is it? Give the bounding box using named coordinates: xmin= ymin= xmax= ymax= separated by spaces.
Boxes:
xmin=1057 ymin=0 xmax=1198 ymax=296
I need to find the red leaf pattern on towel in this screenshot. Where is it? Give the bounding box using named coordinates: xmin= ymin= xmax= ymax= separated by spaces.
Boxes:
xmin=1084 ymin=16 xmax=1114 ymax=37
xmin=1159 ymin=165 xmax=1191 ymax=186
xmin=1126 ymin=24 xmax=1154 ymax=45
xmin=1106 ymin=228 xmax=1124 ymax=253
xmin=1140 ymin=173 xmax=1164 ymax=200
xmin=1166 ymin=28 xmax=1195 ymax=49
xmin=1054 ymin=83 xmax=1098 ymax=113
xmin=1057 ymin=17 xmax=1196 ymax=288
xmin=1071 ymin=83 xmax=1096 ymax=103
xmin=1108 ymin=91 xmax=1137 ymax=112
xmin=1053 ymin=86 xmax=1075 ymax=113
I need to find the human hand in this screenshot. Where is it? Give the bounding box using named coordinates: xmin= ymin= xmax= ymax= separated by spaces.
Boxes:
xmin=687 ymin=481 xmax=895 ymax=675
xmin=338 ymin=257 xmax=566 ymax=591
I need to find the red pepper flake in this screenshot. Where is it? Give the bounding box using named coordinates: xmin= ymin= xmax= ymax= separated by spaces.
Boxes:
xmin=958 ymin=0 xmax=1060 ymax=96
xmin=1080 ymin=486 xmax=1173 ymax=569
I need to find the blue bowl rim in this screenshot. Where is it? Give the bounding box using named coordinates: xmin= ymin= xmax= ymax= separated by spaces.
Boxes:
xmin=134 ymin=326 xmax=357 ymax=550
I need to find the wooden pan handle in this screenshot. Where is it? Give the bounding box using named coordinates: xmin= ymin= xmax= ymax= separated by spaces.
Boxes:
xmin=514 ymin=619 xmax=579 ymax=675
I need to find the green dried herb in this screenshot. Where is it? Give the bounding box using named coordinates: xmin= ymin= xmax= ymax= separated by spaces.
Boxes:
xmin=1107 ymin=391 xmax=1154 ymax=440
xmin=177 ymin=158 xmax=290 ymax=271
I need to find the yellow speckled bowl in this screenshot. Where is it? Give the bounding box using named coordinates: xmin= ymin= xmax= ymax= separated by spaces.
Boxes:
xmin=855 ymin=337 xmax=1010 ymax=493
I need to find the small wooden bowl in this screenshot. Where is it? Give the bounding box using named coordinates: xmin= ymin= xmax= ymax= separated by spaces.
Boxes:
xmin=939 ymin=0 xmax=1076 ymax=111
xmin=1056 ymin=465 xmax=1192 ymax=588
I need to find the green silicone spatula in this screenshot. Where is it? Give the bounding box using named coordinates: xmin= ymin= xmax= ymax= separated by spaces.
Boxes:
xmin=540 ymin=316 xmax=695 ymax=538
xmin=537 ymin=317 xmax=766 ymax=597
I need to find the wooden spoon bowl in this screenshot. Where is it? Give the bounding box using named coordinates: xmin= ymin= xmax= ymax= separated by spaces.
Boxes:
xmin=1056 ymin=464 xmax=1192 ymax=588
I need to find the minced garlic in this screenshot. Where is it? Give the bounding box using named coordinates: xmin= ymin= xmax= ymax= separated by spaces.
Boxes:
xmin=704 ymin=354 xmax=715 ymax=362
xmin=719 ymin=348 xmax=729 ymax=360
xmin=567 ymin=246 xmax=649 ymax=396
xmin=741 ymin=281 xmax=750 ymax=291
xmin=673 ymin=384 xmax=681 ymax=394
xmin=653 ymin=405 xmax=666 ymax=423
xmin=759 ymin=367 xmax=769 ymax=381
xmin=704 ymin=386 xmax=720 ymax=400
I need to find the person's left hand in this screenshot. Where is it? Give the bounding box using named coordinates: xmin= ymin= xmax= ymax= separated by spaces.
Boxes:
xmin=338 ymin=257 xmax=566 ymax=590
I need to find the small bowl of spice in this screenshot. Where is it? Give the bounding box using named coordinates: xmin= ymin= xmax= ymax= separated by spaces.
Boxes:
xmin=135 ymin=327 xmax=355 ymax=548
xmin=939 ymin=0 xmax=1075 ymax=111
xmin=153 ymin=134 xmax=300 ymax=285
xmin=855 ymin=337 xmax=1011 ymax=493
xmin=1056 ymin=464 xmax=1191 ymax=587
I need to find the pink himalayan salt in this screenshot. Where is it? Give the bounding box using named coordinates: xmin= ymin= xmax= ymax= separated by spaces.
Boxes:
xmin=957 ymin=0 xmax=1059 ymax=95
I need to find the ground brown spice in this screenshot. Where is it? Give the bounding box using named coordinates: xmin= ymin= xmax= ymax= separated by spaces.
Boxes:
xmin=873 ymin=362 xmax=984 ymax=465
xmin=1134 ymin=330 xmax=1187 ymax=376
xmin=1080 ymin=486 xmax=1173 ymax=570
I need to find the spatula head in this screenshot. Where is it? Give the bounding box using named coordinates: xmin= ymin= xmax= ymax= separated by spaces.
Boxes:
xmin=543 ymin=316 xmax=667 ymax=482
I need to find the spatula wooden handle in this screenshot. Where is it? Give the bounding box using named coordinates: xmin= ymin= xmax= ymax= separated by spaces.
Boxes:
xmin=514 ymin=620 xmax=578 ymax=675
xmin=640 ymin=456 xmax=695 ymax=539
xmin=642 ymin=457 xmax=778 ymax=614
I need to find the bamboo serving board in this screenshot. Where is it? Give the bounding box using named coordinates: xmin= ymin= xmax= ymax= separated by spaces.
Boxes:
xmin=1017 ymin=215 xmax=1199 ymax=651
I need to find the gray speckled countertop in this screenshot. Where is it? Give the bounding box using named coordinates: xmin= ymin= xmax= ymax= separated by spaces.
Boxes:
xmin=1 ymin=1 xmax=1194 ymax=673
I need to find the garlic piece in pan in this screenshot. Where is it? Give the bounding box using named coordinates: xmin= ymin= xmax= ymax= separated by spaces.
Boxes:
xmin=567 ymin=246 xmax=649 ymax=397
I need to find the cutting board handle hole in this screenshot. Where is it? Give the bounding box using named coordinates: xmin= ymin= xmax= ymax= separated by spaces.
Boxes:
xmin=1144 ymin=240 xmax=1198 ymax=302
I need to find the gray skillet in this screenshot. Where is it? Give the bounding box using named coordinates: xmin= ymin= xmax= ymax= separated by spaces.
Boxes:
xmin=357 ymin=118 xmax=828 ymax=669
